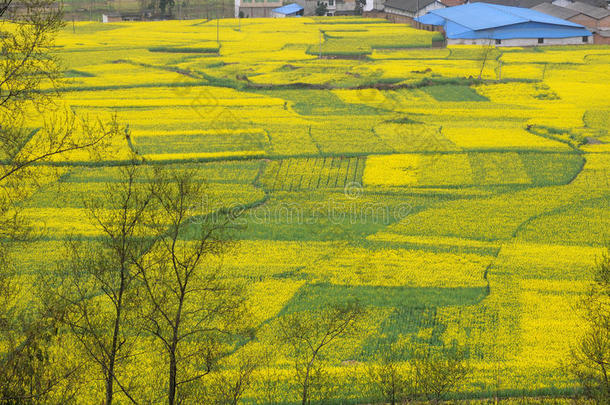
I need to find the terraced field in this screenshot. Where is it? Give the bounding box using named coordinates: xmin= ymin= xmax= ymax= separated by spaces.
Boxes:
xmin=16 ymin=16 xmax=610 ymax=402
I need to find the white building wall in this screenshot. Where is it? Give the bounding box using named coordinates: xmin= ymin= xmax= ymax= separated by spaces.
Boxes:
xmin=384 ymin=6 xmax=411 ymax=16
xmin=447 ymin=36 xmax=589 ymax=46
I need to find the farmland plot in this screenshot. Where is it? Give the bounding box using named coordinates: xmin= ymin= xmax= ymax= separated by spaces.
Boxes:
xmin=11 ymin=16 xmax=610 ymax=403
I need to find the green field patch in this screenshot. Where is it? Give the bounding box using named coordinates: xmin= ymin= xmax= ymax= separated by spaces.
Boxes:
xmin=280 ymin=283 xmax=486 ymax=313
xmin=494 ymin=242 xmax=604 ymax=280
xmin=233 ymin=191 xmax=433 ymax=242
xmin=64 ymin=69 xmax=96 ymax=78
xmin=469 ymin=152 xmax=530 ymax=186
xmin=518 ymin=195 xmax=610 ymax=247
xmin=386 ymin=181 xmax=593 ymax=241
xmin=279 ymin=283 xmax=486 ymax=360
xmin=423 ymin=85 xmax=489 ymax=102
xmin=307 ymin=39 xmax=372 ymax=58
xmin=133 ymin=130 xmax=269 ymax=155
xmin=372 ymin=122 xmax=459 ymax=153
xmin=252 ymin=89 xmax=387 ymax=116
xmin=519 ymin=152 xmax=584 ymax=186
xmin=584 ymin=109 xmax=610 ymax=131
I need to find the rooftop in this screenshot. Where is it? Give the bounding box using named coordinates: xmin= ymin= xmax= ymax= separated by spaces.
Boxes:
xmin=429 ymin=2 xmax=584 ymax=30
xmin=416 ymin=2 xmax=592 ymax=38
xmin=531 ymin=2 xmax=581 ymax=19
xmin=384 ymin=0 xmax=437 ymax=13
xmin=563 ymin=1 xmax=610 ymax=19
xmin=272 ymin=3 xmax=304 ymax=14
xmin=469 ymin=0 xmax=550 ymax=7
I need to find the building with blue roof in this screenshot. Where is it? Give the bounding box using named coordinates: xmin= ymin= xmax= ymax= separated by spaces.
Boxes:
xmin=415 ymin=2 xmax=592 ymax=46
xmin=271 ymin=3 xmax=304 ymax=17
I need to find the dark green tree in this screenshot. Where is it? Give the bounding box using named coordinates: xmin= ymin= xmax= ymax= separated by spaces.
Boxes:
xmin=315 ymin=2 xmax=328 ymax=16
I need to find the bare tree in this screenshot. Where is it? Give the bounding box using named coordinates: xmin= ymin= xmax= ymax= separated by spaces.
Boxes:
xmin=570 ymin=246 xmax=610 ymax=402
xmin=1 ymin=0 xmax=63 ymax=114
xmin=134 ymin=167 xmax=250 ymax=405
xmin=54 ymin=160 xmax=152 ymax=405
xmin=366 ymin=341 xmax=414 ymax=405
xmin=0 ymin=0 xmax=120 ymax=401
xmin=413 ymin=343 xmax=470 ymax=403
xmin=0 ymin=248 xmax=83 ymax=403
xmin=203 ymin=349 xmax=258 ymax=405
xmin=253 ymin=344 xmax=286 ymax=405
xmin=478 ymin=36 xmax=496 ymax=80
xmin=277 ymin=301 xmax=365 ymax=405
xmin=1 ymin=0 xmax=118 ymax=189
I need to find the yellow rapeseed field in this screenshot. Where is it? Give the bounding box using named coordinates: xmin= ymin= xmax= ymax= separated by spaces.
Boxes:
xmin=12 ymin=16 xmax=610 ymax=403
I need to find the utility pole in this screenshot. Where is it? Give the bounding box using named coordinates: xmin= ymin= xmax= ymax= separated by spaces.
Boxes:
xmin=318 ymin=30 xmax=322 ymax=58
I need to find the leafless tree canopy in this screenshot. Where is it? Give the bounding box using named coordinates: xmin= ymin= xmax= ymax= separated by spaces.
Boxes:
xmin=277 ymin=301 xmax=365 ymax=405
xmin=0 ymin=0 xmax=121 ymax=401
xmin=135 ymin=167 xmax=251 ymax=405
xmin=570 ymin=247 xmax=610 ymax=402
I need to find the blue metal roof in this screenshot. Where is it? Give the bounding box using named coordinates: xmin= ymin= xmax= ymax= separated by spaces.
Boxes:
xmin=272 ymin=3 xmax=304 ymax=14
xmin=416 ymin=13 xmax=446 ymax=25
xmin=415 ymin=3 xmax=591 ymax=39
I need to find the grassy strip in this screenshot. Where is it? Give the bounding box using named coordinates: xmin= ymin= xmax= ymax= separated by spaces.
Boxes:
xmin=148 ymin=45 xmax=220 ymax=53
xmin=526 ymin=125 xmax=586 ymax=151
xmin=64 ymin=69 xmax=96 ymax=78
xmin=17 ymin=148 xmax=581 ymax=169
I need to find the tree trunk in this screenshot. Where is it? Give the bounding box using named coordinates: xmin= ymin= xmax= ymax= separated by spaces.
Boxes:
xmin=168 ymin=297 xmax=184 ymax=405
xmin=301 ymin=378 xmax=308 ymax=405
xmin=106 ymin=298 xmax=122 ymax=404
xmin=301 ymin=360 xmax=313 ymax=405
xmin=105 ymin=369 xmax=114 ymax=405
xmin=105 ymin=273 xmax=125 ymax=405
xmin=168 ymin=349 xmax=177 ymax=405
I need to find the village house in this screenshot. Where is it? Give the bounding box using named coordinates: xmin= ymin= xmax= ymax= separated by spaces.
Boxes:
xmin=102 ymin=13 xmax=122 ymax=23
xmin=562 ymin=1 xmax=610 ymax=28
xmin=237 ymin=0 xmax=282 ymax=17
xmin=367 ymin=0 xmax=478 ymax=26
xmin=416 ymin=2 xmax=592 ymax=45
xmin=300 ymin=0 xmax=359 ymax=16
xmin=552 ymin=0 xmax=608 ymax=9
xmin=532 ymin=2 xmax=610 ymax=43
xmin=470 ymin=0 xmax=549 ymax=7
xmin=383 ymin=0 xmax=445 ymax=23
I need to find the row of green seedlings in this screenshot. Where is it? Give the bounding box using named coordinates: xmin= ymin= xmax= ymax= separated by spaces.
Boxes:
xmin=261 ymin=156 xmax=365 ymax=192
